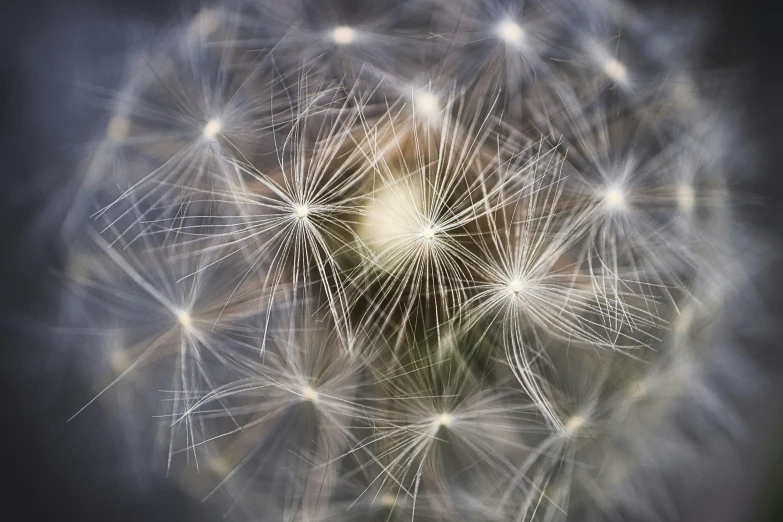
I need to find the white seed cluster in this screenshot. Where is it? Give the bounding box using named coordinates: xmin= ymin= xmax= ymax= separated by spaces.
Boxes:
xmin=61 ymin=1 xmax=750 ymax=521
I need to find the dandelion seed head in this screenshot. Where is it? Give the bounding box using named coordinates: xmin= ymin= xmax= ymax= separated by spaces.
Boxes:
xmin=110 ymin=350 xmax=132 ymax=374
xmin=413 ymin=89 xmax=440 ymax=119
xmin=175 ymin=309 xmax=192 ymax=329
xmin=379 ymin=493 xmax=397 ymax=507
xmin=332 ymin=26 xmax=356 ymax=45
xmin=565 ymin=414 xmax=585 ymax=436
xmin=190 ymin=9 xmax=220 ymax=37
xmin=202 ymin=119 xmax=221 ymax=139
xmin=295 ymin=205 xmax=309 ymax=220
xmin=106 ymin=116 xmax=130 ymax=142
xmin=435 ymin=412 xmax=453 ymax=428
xmin=497 ymin=20 xmax=523 ymax=44
xmin=302 ymin=385 xmax=319 ymax=402
xmin=603 ymin=185 xmax=626 ymax=210
xmin=358 ymin=181 xmax=423 ymax=254
xmin=603 ymin=59 xmax=627 ymax=82
xmin=65 ymin=3 xmax=750 ymax=520
xmin=629 ymin=380 xmax=647 ymax=400
xmin=207 ymin=456 xmax=232 ymax=478
xmin=677 ymin=184 xmax=696 ymax=211
xmin=674 ymin=306 xmax=694 ymax=335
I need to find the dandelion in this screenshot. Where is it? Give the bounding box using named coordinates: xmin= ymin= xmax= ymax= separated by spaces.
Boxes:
xmin=65 ymin=224 xmax=266 ymax=470
xmin=497 ymin=20 xmax=524 ymax=45
xmin=332 ymin=26 xmax=356 ymax=46
xmin=351 ymin=349 xmax=541 ymax=519
xmin=177 ymin=301 xmax=374 ymax=519
xmin=59 ymin=1 xmax=754 ymax=521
